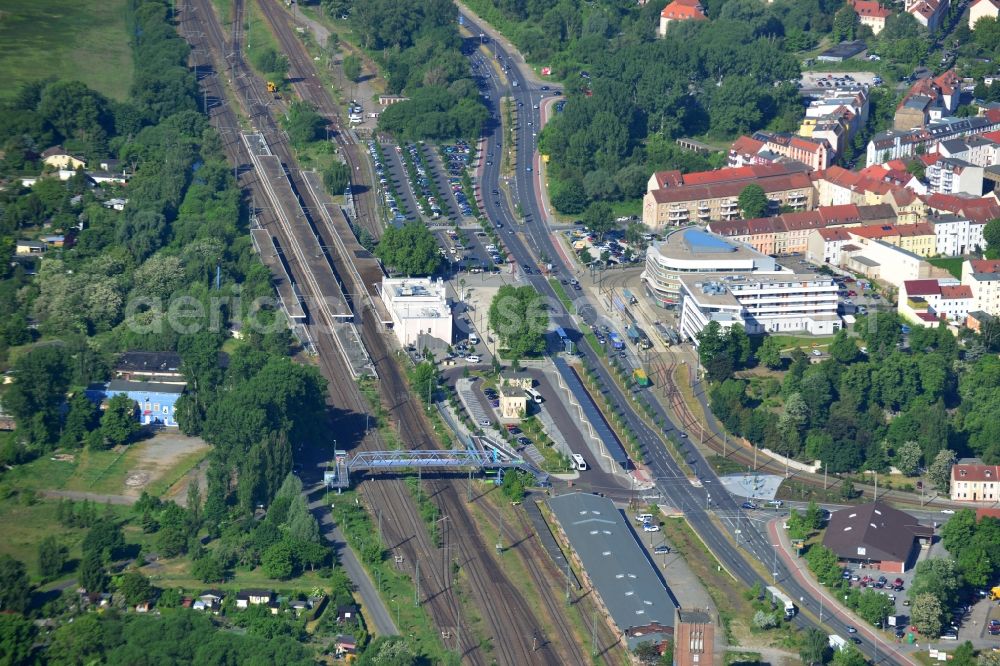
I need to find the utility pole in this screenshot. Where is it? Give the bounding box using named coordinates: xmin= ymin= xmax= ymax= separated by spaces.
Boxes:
xmin=591 ymin=608 xmax=597 ymax=657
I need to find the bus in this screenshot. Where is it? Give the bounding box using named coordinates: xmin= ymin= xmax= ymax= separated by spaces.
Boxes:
xmin=571 ymin=454 xmax=588 ymax=471
xmin=555 ymin=326 xmax=574 ymax=354
xmin=608 ymin=331 xmax=624 ymax=350
xmin=525 ymin=387 xmax=543 ymax=404
xmin=633 ymin=369 xmax=651 ymax=387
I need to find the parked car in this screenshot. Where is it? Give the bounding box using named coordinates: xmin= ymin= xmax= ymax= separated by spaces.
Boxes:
xmin=653 ymin=545 xmax=671 ymax=555
xmin=643 ymin=523 xmax=660 ymax=532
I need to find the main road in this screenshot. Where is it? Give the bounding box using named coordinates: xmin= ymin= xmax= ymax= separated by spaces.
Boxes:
xmin=457 ymin=11 xmax=911 ymax=664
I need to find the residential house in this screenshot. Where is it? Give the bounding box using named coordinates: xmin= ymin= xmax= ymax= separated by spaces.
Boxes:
xmin=197 ymin=590 xmax=225 ymax=612
xmin=849 ymin=222 xmax=937 ymax=256
xmin=851 ymin=0 xmax=891 ymax=33
xmin=15 ymin=240 xmax=46 ymax=255
xmin=727 ymin=136 xmax=767 ymax=168
xmin=970 ymin=0 xmax=1000 ymax=28
xmin=937 ymin=134 xmax=1000 ymax=167
xmin=642 ymin=163 xmax=814 ymax=229
xmin=866 ymin=111 xmax=1000 ymax=166
xmin=928 ymin=213 xmax=983 ymax=256
xmin=40 ymin=146 xmax=86 ymax=170
xmin=337 ymin=604 xmax=360 ymax=624
xmin=898 ymin=278 xmax=973 ymax=325
xmin=752 ymin=131 xmax=833 ymax=171
xmin=236 ymin=589 xmax=273 ymax=609
xmin=657 ymin=0 xmax=707 ymax=36
xmin=115 ymin=352 xmax=185 ymax=384
xmin=905 ymin=0 xmax=949 ymax=30
xmin=335 ymin=635 xmax=358 ymax=658
xmin=807 ymin=227 xmax=856 ymax=265
xmin=42 ymin=235 xmax=65 ymax=248
xmin=822 ymin=502 xmax=933 ymax=573
xmin=951 ymin=463 xmax=1000 ymax=502
xmin=962 ymin=258 xmax=1000 ymax=316
xmin=926 ymin=156 xmax=985 ymax=195
xmin=103 ymin=198 xmax=127 ymax=211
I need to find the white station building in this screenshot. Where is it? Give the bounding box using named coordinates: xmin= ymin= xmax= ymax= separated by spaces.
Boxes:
xmin=679 ymin=273 xmax=841 ymax=341
xmin=380 ymin=277 xmax=453 ymax=348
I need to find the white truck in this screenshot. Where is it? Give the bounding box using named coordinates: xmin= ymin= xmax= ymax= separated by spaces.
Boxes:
xmin=828 ymin=634 xmax=847 ymax=651
xmin=766 ymin=585 xmax=797 ymax=620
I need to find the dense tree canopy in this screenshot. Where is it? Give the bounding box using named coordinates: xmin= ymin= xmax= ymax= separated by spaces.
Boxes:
xmin=488 ymin=285 xmax=549 ymax=360
xmin=375 ymin=222 xmax=443 ymax=276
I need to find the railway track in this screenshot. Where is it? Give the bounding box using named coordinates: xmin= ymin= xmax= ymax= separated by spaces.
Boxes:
xmin=472 ymin=493 xmax=627 ymax=665
xmin=182 ymin=1 xmax=580 ymax=661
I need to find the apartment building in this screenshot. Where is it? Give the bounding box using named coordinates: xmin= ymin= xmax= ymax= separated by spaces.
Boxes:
xmin=752 ymin=131 xmax=833 ymax=171
xmin=936 ymin=134 xmax=1000 ymax=167
xmin=806 ymin=227 xmax=856 ymax=265
xmin=962 ymin=259 xmax=1000 ymax=316
xmin=841 ymin=238 xmax=934 ymax=288
xmin=678 ymin=273 xmax=840 ymax=342
xmin=951 ymin=463 xmax=1000 ymax=502
xmin=851 ymin=0 xmax=891 ymax=33
xmin=641 ymin=228 xmax=788 ymax=307
xmin=929 ymin=214 xmax=986 ymax=256
xmin=926 ymin=156 xmax=985 ymax=195
xmin=380 ymin=277 xmax=453 ymax=348
xmin=969 ymin=0 xmax=1000 ymax=28
xmin=866 ymin=112 xmax=1000 ymax=166
xmin=642 ymin=163 xmax=814 ymax=230
xmin=850 ymin=222 xmax=937 ymax=256
xmin=898 ymin=278 xmax=973 ymax=325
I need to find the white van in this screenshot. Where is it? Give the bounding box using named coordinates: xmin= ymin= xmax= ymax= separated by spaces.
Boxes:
xmin=635 ymin=513 xmax=653 ymax=524
xmin=468 ymin=333 xmax=479 ymax=345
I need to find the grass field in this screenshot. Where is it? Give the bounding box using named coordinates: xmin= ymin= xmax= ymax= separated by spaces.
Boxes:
xmin=928 ymin=256 xmax=964 ymax=279
xmin=0 ymin=0 xmax=134 ymax=101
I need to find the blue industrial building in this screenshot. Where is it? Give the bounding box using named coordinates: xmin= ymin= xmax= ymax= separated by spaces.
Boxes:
xmin=87 ymin=380 xmax=184 ymax=428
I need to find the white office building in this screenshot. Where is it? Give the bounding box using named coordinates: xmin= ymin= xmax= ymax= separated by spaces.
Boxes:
xmin=641 ymin=228 xmax=789 ymax=308
xmin=380 ymin=277 xmax=453 ymax=348
xmin=679 ymin=273 xmax=841 ymax=342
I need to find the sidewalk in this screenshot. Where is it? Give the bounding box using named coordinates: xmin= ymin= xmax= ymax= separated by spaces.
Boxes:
xmin=768 ymin=518 xmax=919 ymax=665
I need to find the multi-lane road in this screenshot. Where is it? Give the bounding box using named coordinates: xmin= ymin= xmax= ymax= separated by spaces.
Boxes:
xmin=457 ymin=10 xmax=912 ymax=664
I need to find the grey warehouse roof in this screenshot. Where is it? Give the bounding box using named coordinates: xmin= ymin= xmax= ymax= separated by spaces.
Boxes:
xmin=547 ymin=493 xmax=677 ymax=633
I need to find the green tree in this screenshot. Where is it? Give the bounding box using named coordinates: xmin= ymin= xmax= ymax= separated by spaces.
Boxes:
xmin=828 ymin=330 xmax=858 ymax=364
xmin=856 ymin=588 xmax=895 ymax=627
xmin=192 ymin=554 xmax=226 ymax=583
xmin=805 ymin=544 xmax=841 ymax=586
xmin=738 ymin=184 xmax=769 ymax=219
xmin=804 ymin=500 xmax=823 ymax=530
xmin=262 ymin=541 xmax=296 ymax=580
xmin=356 ymin=636 xmax=418 ymax=666
xmin=983 ymin=218 xmax=1000 ymax=258
xmin=758 ymin=337 xmax=783 ymax=369
xmin=487 ymin=285 xmax=548 ymax=361
xmin=581 ymin=200 xmax=616 ymax=241
xmin=323 ymin=161 xmax=350 ymax=195
xmin=909 ymin=558 xmax=960 ymax=608
xmin=752 ymin=609 xmax=778 ymax=629
xmin=79 ymin=548 xmax=108 ymax=594
xmin=61 ymin=392 xmax=99 ymax=447
xmin=100 ymin=394 xmax=139 ymax=447
xmin=156 ymin=502 xmax=191 ymax=558
xmin=0 ymin=556 xmax=30 ymax=613
xmin=284 ymin=101 xmax=326 ymax=146
xmin=910 ymin=592 xmax=945 ymax=637
xmin=82 ymin=518 xmax=124 ymax=563
xmin=928 ymin=449 xmax=957 ymax=490
xmin=0 ymin=614 xmax=37 ymax=665
xmin=831 ymin=643 xmax=868 ymax=666
xmin=375 ymin=222 xmax=442 ymax=276
xmin=2 ymin=343 xmax=71 ymax=447
xmin=409 ymin=362 xmax=438 ymax=407
xmin=894 ymin=440 xmax=922 ymax=476
xmin=117 ymin=571 xmax=153 ymax=605
xmin=342 ymin=55 xmax=362 ymax=83
xmin=38 ymin=535 xmax=68 ymax=579
xmin=832 ymin=4 xmax=858 ymax=41
xmin=799 ymin=628 xmax=828 ymax=665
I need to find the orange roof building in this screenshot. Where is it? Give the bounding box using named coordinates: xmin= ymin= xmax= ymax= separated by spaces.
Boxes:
xmin=658 ymin=0 xmax=707 ymax=36
xmin=851 ymin=0 xmax=891 ymax=34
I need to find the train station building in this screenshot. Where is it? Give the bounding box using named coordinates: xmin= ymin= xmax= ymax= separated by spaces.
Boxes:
xmin=546 ymin=493 xmax=678 ymax=650
xmin=379 ymin=277 xmax=453 ymax=349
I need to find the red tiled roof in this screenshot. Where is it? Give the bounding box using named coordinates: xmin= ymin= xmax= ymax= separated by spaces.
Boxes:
xmin=970 ymin=259 xmax=1000 ymax=273
xmin=981 ymin=130 xmax=1000 ymax=144
xmin=818 ymin=165 xmax=862 ymax=188
xmin=730 ymin=136 xmax=765 ymax=156
xmin=661 ymin=0 xmax=708 ymax=20
xmin=818 ymin=227 xmax=853 ymax=241
xmin=648 ymin=172 xmax=813 ymax=204
xmin=986 ymin=108 xmax=1000 ymax=124
xmin=904 ymin=279 xmax=943 ymax=296
xmin=953 ymin=464 xmax=1000 ymax=482
xmin=852 ymin=0 xmax=892 ymax=17
xmin=976 ymin=508 xmax=1000 ymax=520
xmin=819 ymin=204 xmax=862 ymax=225
xmin=941 ymin=285 xmax=973 ymax=299
xmin=916 ymin=312 xmax=941 ymax=321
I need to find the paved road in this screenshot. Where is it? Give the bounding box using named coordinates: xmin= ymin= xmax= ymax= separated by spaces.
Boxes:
xmin=42 ymin=490 xmax=136 ymax=505
xmin=455 ymin=10 xmax=909 ymax=664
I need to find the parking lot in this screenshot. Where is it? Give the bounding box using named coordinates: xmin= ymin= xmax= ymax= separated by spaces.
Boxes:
xmin=799 ymin=71 xmax=882 ymax=92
